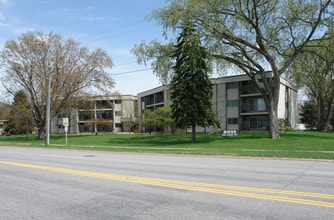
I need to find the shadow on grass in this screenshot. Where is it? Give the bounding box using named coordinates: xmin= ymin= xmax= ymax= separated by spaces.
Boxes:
xmin=0 ymin=132 xmax=270 ymax=147
xmin=51 ymin=133 xmax=225 ymax=147
xmin=105 ymin=132 xmax=271 ymax=147
xmin=107 ymin=134 xmax=195 ymax=147
xmin=0 ymin=135 xmax=38 ymax=142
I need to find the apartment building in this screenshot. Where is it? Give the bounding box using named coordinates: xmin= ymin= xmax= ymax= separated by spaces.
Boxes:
xmin=212 ymin=74 xmax=297 ymax=131
xmin=51 ymin=95 xmax=137 ymax=134
xmin=137 ymin=74 xmax=297 ymax=133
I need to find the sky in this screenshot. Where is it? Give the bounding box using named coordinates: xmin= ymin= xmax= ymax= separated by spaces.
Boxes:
xmin=0 ymin=0 xmax=168 ymax=96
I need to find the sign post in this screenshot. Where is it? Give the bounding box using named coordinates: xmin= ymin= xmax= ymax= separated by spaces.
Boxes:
xmin=62 ymin=118 xmax=69 ymax=146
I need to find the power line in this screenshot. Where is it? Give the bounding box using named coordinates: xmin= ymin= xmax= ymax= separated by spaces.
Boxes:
xmin=74 ymin=21 xmax=157 ymax=77
xmin=83 ymin=25 xmax=157 ymax=44
xmin=114 ymin=61 xmax=137 ymax=66
xmin=77 ymin=20 xmax=146 ymax=40
xmin=111 ymin=68 xmax=151 ymax=76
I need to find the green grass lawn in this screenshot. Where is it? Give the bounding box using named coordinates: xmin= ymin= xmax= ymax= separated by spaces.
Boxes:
xmin=0 ymin=131 xmax=333 ymax=159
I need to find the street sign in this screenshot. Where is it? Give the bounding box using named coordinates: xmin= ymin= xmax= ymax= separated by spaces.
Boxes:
xmin=62 ymin=118 xmax=69 ymax=146
xmin=62 ymin=118 xmax=69 ymax=127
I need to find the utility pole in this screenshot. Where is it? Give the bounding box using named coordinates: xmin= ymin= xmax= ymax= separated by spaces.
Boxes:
xmin=45 ymin=65 xmax=51 ymax=145
xmin=36 ymin=35 xmax=52 ymax=145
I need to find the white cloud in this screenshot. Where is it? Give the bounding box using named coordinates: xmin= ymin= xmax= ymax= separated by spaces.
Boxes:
xmin=0 ymin=0 xmax=12 ymax=6
xmin=62 ymin=6 xmax=93 ymax=13
xmin=0 ymin=0 xmax=13 ymax=27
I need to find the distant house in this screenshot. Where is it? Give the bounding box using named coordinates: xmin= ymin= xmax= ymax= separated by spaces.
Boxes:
xmin=0 ymin=120 xmax=9 ymax=135
xmin=137 ymin=74 xmax=297 ymax=133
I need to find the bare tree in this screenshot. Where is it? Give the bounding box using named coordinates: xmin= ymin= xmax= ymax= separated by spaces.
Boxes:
xmin=1 ymin=31 xmax=115 ymax=140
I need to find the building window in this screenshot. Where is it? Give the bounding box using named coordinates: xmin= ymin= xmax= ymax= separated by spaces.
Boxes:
xmin=145 ymin=95 xmax=154 ymax=106
xmin=227 ymin=82 xmax=238 ymax=89
xmin=78 ymin=111 xmax=93 ymax=121
xmin=155 ymin=91 xmax=164 ymax=103
xmin=241 ymin=81 xmax=261 ymax=94
xmin=250 ymin=116 xmax=267 ymax=129
xmin=228 ymin=118 xmax=239 ymax=125
xmin=96 ymin=110 xmax=113 ymax=120
xmin=78 ymin=123 xmax=94 ymax=132
xmin=227 ymin=100 xmax=239 ymax=107
xmin=250 ymin=98 xmax=266 ymax=112
xmin=96 ymin=100 xmax=112 ymax=109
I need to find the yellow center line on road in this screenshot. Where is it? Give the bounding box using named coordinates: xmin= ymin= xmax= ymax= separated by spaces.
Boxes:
xmin=1 ymin=160 xmax=334 ymax=208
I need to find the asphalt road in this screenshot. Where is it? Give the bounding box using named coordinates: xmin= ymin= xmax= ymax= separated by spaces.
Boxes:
xmin=0 ymin=146 xmax=333 ymax=220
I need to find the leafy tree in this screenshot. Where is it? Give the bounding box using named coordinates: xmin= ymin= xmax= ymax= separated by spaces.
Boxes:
xmin=155 ymin=106 xmax=176 ymax=134
xmin=288 ymin=38 xmax=334 ymax=131
xmin=7 ymin=90 xmax=35 ymax=135
xmin=171 ymin=21 xmax=218 ymax=142
xmin=0 ymin=31 xmax=114 ymax=140
xmin=132 ymin=41 xmax=175 ymax=85
xmin=299 ymin=100 xmax=317 ymax=129
xmin=134 ymin=0 xmax=332 ymax=138
xmin=141 ymin=109 xmax=156 ymax=134
xmin=0 ymin=102 xmax=10 ymax=120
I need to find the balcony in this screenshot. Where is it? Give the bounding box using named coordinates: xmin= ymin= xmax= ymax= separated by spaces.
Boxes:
xmin=240 ymin=97 xmax=268 ymax=115
xmin=240 ymin=80 xmax=261 ymax=96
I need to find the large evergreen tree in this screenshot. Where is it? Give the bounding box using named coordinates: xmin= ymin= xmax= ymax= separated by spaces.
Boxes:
xmin=171 ymin=22 xmax=218 ymax=143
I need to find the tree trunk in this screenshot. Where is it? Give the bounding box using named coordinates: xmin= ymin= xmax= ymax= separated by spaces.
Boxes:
xmin=325 ymin=100 xmax=333 ymax=131
xmin=268 ymin=107 xmax=280 ymax=138
xmin=316 ymin=98 xmax=325 ymax=131
xmin=38 ymin=127 xmax=45 ymax=140
xmin=191 ymin=124 xmax=196 ymax=143
xmin=267 ymin=78 xmax=280 ymax=139
xmin=323 ymin=99 xmax=333 ymax=131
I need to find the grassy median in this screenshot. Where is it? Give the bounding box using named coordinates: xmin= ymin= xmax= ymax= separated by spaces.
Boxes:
xmin=0 ymin=131 xmax=333 ymax=160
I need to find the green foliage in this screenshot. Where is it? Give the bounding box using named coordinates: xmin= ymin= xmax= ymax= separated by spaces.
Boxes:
xmin=288 ymin=38 xmax=334 ymax=131
xmin=300 ymin=100 xmax=317 ymax=129
xmin=132 ymin=40 xmax=175 ymax=85
xmin=278 ymin=118 xmax=290 ymax=132
xmin=171 ymin=21 xmax=218 ymax=142
xmin=141 ymin=109 xmax=156 ymax=134
xmin=155 ymin=106 xmax=176 ymax=134
xmin=0 ymin=102 xmax=10 ymax=120
xmin=141 ymin=106 xmax=176 ymax=134
xmin=7 ymin=90 xmax=35 ymax=135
